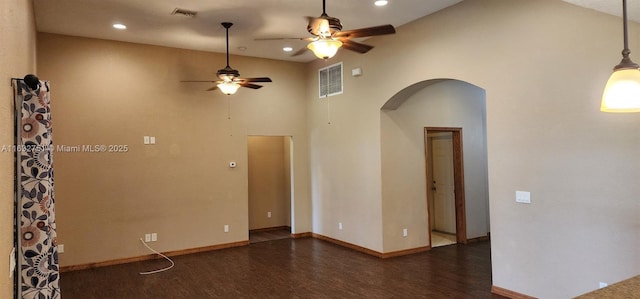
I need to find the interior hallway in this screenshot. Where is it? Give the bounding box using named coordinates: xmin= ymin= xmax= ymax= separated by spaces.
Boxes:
xmin=431 ymin=231 xmax=457 ymax=248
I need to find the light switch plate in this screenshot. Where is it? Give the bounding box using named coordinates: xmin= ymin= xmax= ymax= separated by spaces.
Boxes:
xmin=144 ymin=136 xmax=150 ymax=144
xmin=150 ymin=136 xmax=156 ymax=144
xmin=516 ymin=191 xmax=531 ymax=204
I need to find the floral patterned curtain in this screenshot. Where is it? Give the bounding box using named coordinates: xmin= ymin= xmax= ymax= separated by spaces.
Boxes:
xmin=16 ymin=79 xmax=60 ymax=299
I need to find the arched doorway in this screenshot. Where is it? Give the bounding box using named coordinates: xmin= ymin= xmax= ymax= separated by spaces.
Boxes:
xmin=380 ymin=79 xmax=489 ymax=251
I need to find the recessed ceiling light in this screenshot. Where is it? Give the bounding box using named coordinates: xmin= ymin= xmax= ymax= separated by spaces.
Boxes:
xmin=113 ymin=23 xmax=127 ymax=30
xmin=283 ymin=47 xmax=293 ymax=52
xmin=374 ymin=0 xmax=388 ymax=6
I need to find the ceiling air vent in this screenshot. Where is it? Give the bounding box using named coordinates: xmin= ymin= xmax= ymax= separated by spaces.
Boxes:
xmin=171 ymin=8 xmax=197 ymax=18
xmin=319 ymin=62 xmax=343 ymax=98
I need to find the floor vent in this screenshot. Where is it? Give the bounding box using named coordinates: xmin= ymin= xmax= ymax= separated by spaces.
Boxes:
xmin=171 ymin=8 xmax=197 ymax=17
xmin=319 ymin=62 xmax=343 ymax=98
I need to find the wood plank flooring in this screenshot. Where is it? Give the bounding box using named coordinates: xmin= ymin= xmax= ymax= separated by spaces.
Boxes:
xmin=60 ymin=238 xmax=506 ymax=298
xmin=249 ymin=228 xmax=291 ymax=243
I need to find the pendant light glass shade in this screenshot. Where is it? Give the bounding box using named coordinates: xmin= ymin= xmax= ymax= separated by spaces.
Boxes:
xmin=308 ymin=38 xmax=343 ymax=59
xmin=601 ymin=0 xmax=640 ymax=113
xmin=218 ymin=81 xmax=240 ymax=95
xmin=601 ymin=68 xmax=640 ymax=112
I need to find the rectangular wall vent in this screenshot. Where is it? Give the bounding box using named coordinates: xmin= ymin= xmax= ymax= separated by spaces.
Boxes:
xmin=171 ymin=8 xmax=198 ymax=17
xmin=319 ymin=62 xmax=343 ymax=98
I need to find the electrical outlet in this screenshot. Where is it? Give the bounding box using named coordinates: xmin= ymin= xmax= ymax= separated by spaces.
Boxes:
xmin=224 ymin=225 xmax=229 ymax=233
xmin=403 ymin=228 xmax=408 ymax=237
xmin=58 ymin=244 xmax=64 ymax=253
xmin=150 ymin=136 xmax=156 ymax=144
xmin=338 ymin=222 xmax=343 ymax=230
xmin=151 ymin=233 xmax=157 ymax=242
xmin=144 ymin=234 xmax=151 ymax=242
xmin=267 ymin=211 xmax=272 ymax=218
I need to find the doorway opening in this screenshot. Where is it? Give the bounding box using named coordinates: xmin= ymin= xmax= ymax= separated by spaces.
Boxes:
xmin=425 ymin=127 xmax=466 ymax=247
xmin=247 ymin=136 xmax=293 ymax=243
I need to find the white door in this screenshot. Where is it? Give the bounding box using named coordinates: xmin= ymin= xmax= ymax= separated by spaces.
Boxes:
xmin=432 ymin=134 xmax=456 ymax=234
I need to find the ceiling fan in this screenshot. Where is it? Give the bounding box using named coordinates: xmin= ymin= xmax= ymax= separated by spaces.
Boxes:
xmin=260 ymin=0 xmax=396 ymax=59
xmin=182 ymin=22 xmax=272 ymax=95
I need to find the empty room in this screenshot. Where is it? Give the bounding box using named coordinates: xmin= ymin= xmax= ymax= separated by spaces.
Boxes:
xmin=1 ymin=0 xmax=638 ymax=298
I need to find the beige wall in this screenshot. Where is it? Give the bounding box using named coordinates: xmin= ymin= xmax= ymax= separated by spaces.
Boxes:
xmin=381 ymin=79 xmax=488 ymax=252
xmin=26 ymin=0 xmax=640 ymax=297
xmin=248 ymin=136 xmax=291 ymax=230
xmin=36 ymin=33 xmax=311 ymax=267
xmin=0 ymin=1 xmax=37 ymax=297
xmin=307 ymin=0 xmax=639 ymax=297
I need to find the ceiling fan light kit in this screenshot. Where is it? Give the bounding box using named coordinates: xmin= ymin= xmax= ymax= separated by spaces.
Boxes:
xmin=257 ymin=0 xmax=396 ymax=60
xmin=302 ymin=0 xmax=395 ymax=60
xmin=218 ymin=81 xmax=241 ymax=95
xmin=601 ymin=0 xmax=640 ymax=112
xmin=308 ymin=38 xmax=343 ymax=59
xmin=181 ymin=22 xmax=272 ymax=95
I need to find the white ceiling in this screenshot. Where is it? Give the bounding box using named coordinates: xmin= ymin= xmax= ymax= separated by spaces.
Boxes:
xmin=32 ymin=0 xmax=463 ymax=62
xmin=32 ymin=0 xmax=640 ymax=63
xmin=563 ymin=0 xmax=640 ymax=21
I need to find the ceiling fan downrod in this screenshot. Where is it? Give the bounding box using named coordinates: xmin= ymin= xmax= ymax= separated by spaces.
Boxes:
xmin=322 ymin=0 xmax=327 ymax=16
xmin=222 ymin=22 xmax=232 ymax=68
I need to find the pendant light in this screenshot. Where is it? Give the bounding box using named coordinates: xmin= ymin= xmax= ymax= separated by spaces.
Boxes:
xmin=601 ymin=0 xmax=640 ymax=112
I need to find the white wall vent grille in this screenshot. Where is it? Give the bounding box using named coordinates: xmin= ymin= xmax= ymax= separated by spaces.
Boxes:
xmin=171 ymin=8 xmax=198 ymax=17
xmin=319 ymin=62 xmax=343 ymax=98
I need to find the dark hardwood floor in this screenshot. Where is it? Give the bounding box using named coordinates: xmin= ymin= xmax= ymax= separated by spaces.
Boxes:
xmin=249 ymin=228 xmax=291 ymax=243
xmin=60 ymin=238 xmax=506 ymax=298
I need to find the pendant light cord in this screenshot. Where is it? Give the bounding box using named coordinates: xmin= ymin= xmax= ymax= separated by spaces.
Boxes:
xmin=616 ymin=0 xmax=639 ymax=69
xmin=623 ymin=0 xmax=629 ymax=51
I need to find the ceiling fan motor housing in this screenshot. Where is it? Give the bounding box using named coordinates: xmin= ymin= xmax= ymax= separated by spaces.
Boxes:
xmin=217 ymin=66 xmax=240 ymax=80
xmin=308 ymin=15 xmax=342 ymax=36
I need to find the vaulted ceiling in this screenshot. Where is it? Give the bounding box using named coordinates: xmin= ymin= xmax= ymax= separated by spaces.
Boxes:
xmin=32 ymin=0 xmax=640 ymax=63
